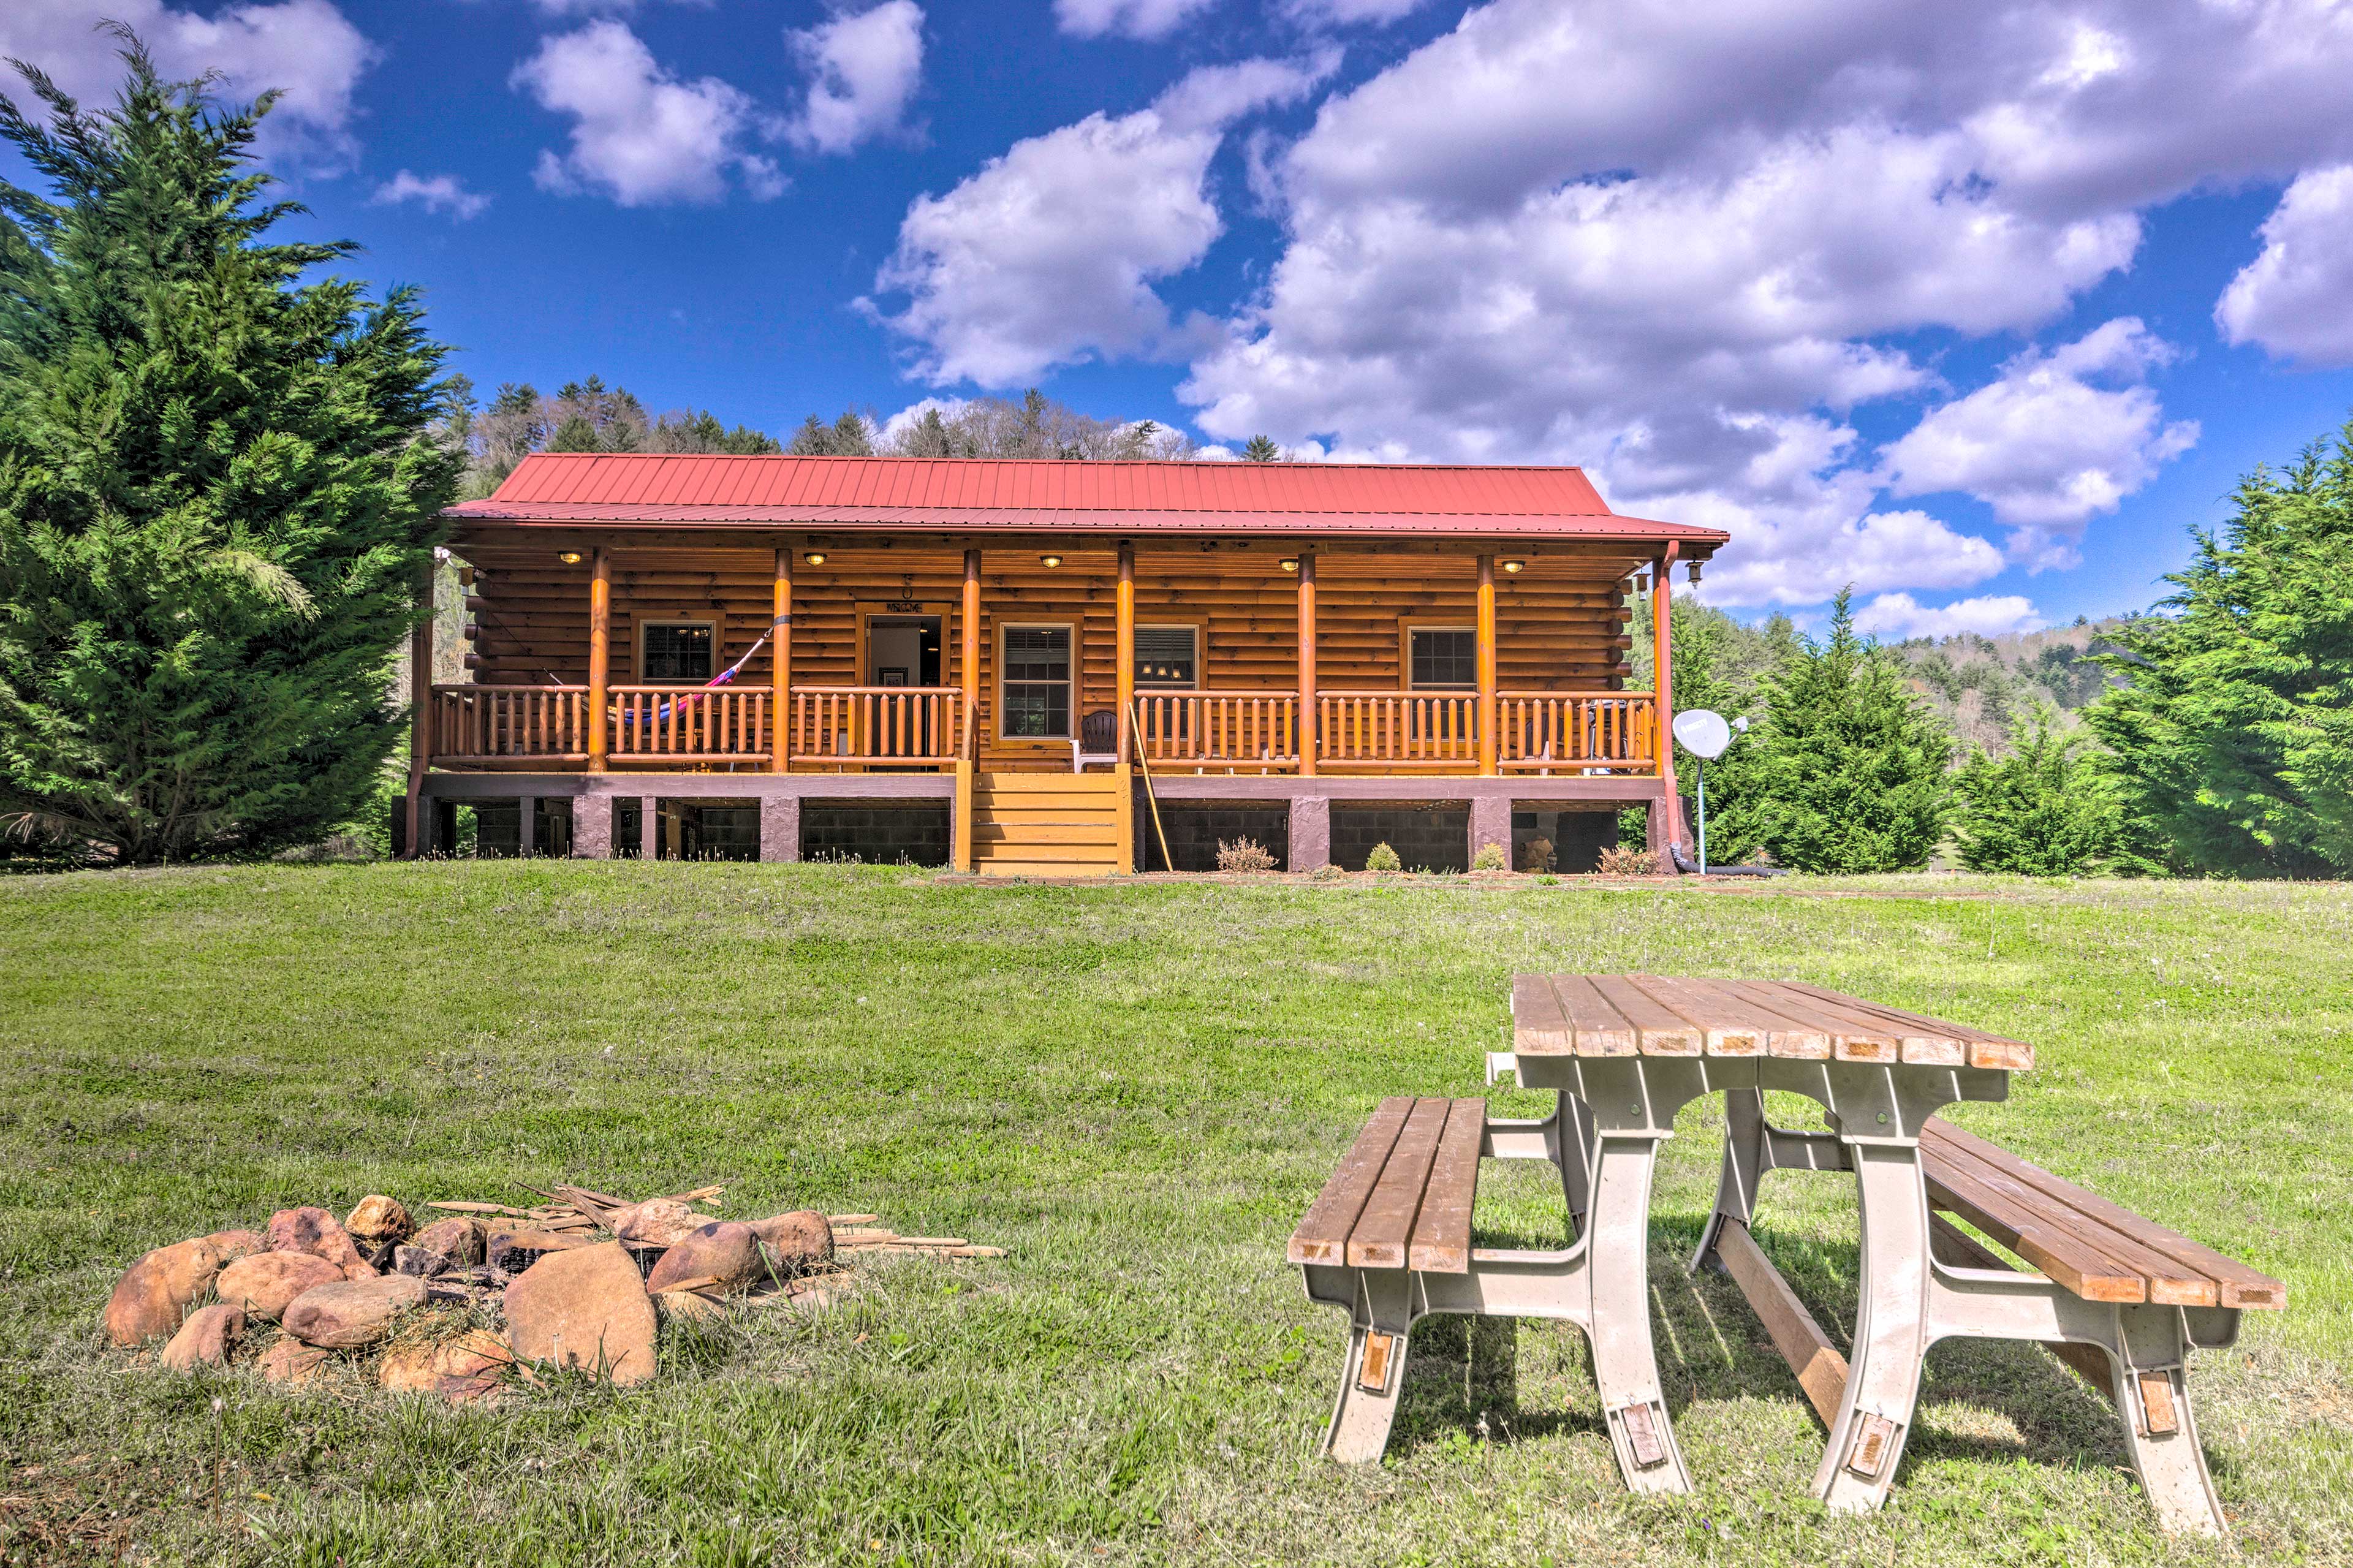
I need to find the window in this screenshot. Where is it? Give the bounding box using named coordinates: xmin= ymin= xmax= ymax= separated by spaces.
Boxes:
xmin=1409 ymin=627 xmax=1477 ymax=690
xmin=1000 ymin=624 xmax=1072 ymax=738
xmin=1134 ymin=625 xmax=1199 ymax=688
xmin=641 ymin=621 xmax=714 ymax=683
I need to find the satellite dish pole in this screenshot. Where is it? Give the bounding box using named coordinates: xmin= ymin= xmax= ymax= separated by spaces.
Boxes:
xmin=1671 ymin=709 xmax=1737 ymax=875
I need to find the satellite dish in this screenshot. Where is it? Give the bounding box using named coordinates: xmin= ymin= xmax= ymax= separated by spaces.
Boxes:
xmin=1672 ymin=708 xmax=1732 ymax=760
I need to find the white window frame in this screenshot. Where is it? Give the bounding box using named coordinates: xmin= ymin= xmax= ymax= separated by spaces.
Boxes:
xmin=1405 ymin=623 xmax=1478 ymax=691
xmin=638 ymin=618 xmax=718 ymax=684
xmin=998 ymin=621 xmax=1077 ymax=740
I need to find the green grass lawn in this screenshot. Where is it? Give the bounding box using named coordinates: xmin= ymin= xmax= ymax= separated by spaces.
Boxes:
xmin=2 ymin=864 xmax=2349 ymax=1566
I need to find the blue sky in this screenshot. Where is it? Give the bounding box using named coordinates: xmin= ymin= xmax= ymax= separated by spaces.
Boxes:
xmin=9 ymin=1 xmax=2353 ymax=634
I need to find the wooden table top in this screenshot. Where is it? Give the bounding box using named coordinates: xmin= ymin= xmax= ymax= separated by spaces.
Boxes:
xmin=1511 ymin=974 xmax=2034 ymax=1071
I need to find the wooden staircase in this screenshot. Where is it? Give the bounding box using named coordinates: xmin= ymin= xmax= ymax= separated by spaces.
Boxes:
xmin=970 ymin=770 xmax=1132 ymax=877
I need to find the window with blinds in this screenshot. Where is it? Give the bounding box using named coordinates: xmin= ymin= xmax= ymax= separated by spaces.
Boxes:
xmin=1134 ymin=625 xmax=1198 ymax=687
xmin=1000 ymin=624 xmax=1072 ymax=737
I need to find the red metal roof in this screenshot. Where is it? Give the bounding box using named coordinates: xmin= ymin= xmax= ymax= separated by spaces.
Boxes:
xmin=444 ymin=453 xmax=1726 ymax=545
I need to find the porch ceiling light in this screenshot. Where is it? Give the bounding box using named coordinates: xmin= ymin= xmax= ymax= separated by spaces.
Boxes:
xmin=803 ymin=551 xmax=827 ymax=566
xmin=1501 ymin=559 xmax=1525 ymax=574
xmin=1040 ymin=553 xmax=1064 ymax=567
xmin=557 ymin=550 xmax=583 ymax=564
xmin=1279 ymin=557 xmax=1298 ymax=572
xmin=1687 ymin=561 xmax=1703 ymax=583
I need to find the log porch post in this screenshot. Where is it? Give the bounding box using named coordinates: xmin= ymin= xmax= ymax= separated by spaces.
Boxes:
xmin=1651 ymin=540 xmax=1682 ymax=865
xmin=771 ymin=545 xmax=792 ymax=773
xmin=402 ymin=555 xmax=433 ymax=858
xmin=961 ymin=548 xmax=982 ymax=759
xmin=1476 ymin=552 xmax=1498 ymax=776
xmin=586 ymin=547 xmax=611 ymax=774
xmin=1116 ymin=541 xmax=1135 ymax=764
xmin=1296 ymin=551 xmax=1317 ymax=777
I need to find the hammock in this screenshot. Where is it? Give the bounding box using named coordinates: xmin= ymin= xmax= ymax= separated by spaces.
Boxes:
xmin=618 ymin=613 xmax=786 ymax=727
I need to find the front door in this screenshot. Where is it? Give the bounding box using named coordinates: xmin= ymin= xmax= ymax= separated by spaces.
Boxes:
xmin=863 ymin=615 xmax=944 ymax=761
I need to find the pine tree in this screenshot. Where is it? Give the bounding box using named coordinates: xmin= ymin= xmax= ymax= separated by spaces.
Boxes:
xmin=545 ymin=414 xmax=601 ymax=452
xmin=2085 ymin=424 xmax=2353 ymax=876
xmin=1749 ymin=589 xmax=1952 ymax=873
xmin=1952 ymin=704 xmax=2116 ymax=874
xmin=1241 ymin=434 xmax=1281 ymax=463
xmin=0 ymin=39 xmax=460 ymax=862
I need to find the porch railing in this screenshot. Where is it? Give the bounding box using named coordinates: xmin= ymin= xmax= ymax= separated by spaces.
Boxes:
xmin=1497 ymin=691 xmax=1658 ymax=774
xmin=789 ymin=686 xmax=961 ymax=767
xmin=610 ymin=684 xmax=770 ymax=763
xmin=1134 ymin=691 xmax=1298 ymax=770
xmin=1317 ymin=691 xmax=1482 ymax=770
xmin=432 ymin=685 xmax=589 ymax=762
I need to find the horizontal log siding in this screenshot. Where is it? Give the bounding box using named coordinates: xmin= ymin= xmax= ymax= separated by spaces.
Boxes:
xmin=457 ymin=544 xmax=1632 ymax=769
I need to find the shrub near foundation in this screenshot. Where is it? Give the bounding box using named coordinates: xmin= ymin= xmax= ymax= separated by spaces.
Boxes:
xmin=1215 ymin=838 xmax=1278 ymax=874
xmin=1363 ymin=842 xmax=1403 ymax=872
xmin=1471 ymin=842 xmax=1509 ymax=872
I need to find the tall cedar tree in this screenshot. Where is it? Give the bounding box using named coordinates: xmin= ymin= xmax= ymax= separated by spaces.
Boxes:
xmin=1952 ymin=703 xmax=2118 ymax=874
xmin=1749 ymin=589 xmax=1952 ymax=873
xmin=0 ymin=41 xmax=459 ymax=861
xmin=2086 ymin=425 xmax=2353 ymax=876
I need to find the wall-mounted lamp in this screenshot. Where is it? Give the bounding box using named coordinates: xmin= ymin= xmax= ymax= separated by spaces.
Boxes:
xmin=1633 ymin=573 xmax=1650 ymax=594
xmin=1040 ymin=553 xmax=1064 ymax=568
xmin=1278 ymin=557 xmax=1299 ymax=573
xmin=803 ymin=551 xmax=828 ymax=566
xmin=1501 ymin=559 xmax=1525 ymax=574
xmin=557 ymin=550 xmax=583 ymax=565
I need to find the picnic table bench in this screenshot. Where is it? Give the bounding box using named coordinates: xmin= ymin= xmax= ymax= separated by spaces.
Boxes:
xmin=1289 ymin=974 xmax=2286 ymax=1540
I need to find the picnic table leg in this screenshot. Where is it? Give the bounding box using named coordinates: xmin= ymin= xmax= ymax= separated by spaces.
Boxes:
xmin=1324 ymin=1268 xmax=1418 ymax=1463
xmin=1691 ymin=1086 xmax=1768 ymax=1273
xmin=2106 ymin=1306 xmax=2229 ymax=1537
xmin=1813 ymin=1139 xmax=1933 ymax=1513
xmin=1558 ymin=1091 xmax=1597 ymax=1238
xmin=1585 ymin=1132 xmax=1692 ymax=1493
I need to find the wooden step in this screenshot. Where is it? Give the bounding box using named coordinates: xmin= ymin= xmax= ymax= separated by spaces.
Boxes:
xmin=971 ymin=768 xmax=1130 ymax=876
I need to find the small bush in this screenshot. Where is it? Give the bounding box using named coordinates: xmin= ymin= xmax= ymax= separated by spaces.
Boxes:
xmin=1471 ymin=841 xmax=1509 ymax=872
xmin=1310 ymin=863 xmax=1345 ymax=881
xmin=1216 ymin=837 xmax=1278 ymax=874
xmin=1363 ymin=842 xmax=1403 ymax=873
xmin=1596 ymin=843 xmax=1657 ymax=876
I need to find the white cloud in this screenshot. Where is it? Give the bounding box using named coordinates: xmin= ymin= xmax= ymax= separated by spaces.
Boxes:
xmin=863 ymin=55 xmax=1331 ymax=385
xmin=1878 ymin=319 xmax=2197 ymax=567
xmin=1853 ymin=593 xmax=2044 ymax=640
xmin=512 ymin=21 xmax=783 ymax=206
xmin=875 ymin=395 xmax=969 ymax=445
xmin=1053 ymin=0 xmax=1218 ymax=42
xmin=2216 ymin=165 xmax=2353 ymax=368
xmin=1150 ymin=0 xmax=2353 ymax=608
xmin=789 ymin=1 xmax=924 ymax=156
xmin=1280 ymin=0 xmax=1428 ymax=26
xmin=0 ymin=1 xmax=376 ymax=173
xmin=371 ymin=170 xmax=491 ymax=220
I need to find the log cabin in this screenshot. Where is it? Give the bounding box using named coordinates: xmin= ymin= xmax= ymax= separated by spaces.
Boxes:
xmin=410 ymin=453 xmax=1727 ymax=874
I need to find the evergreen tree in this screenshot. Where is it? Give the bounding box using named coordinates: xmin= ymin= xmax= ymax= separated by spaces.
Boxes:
xmin=1241 ymin=434 xmax=1281 ymax=463
xmin=1748 ymin=589 xmax=1952 ymax=873
xmin=0 ymin=40 xmax=459 ymax=862
xmin=544 ymin=413 xmax=601 ymax=452
xmin=2085 ymin=424 xmax=2353 ymax=876
xmin=787 ymin=409 xmax=874 ymax=456
xmin=1952 ymin=703 xmax=2117 ymax=874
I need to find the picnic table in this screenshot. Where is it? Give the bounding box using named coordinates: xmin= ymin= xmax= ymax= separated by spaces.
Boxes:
xmin=1289 ymin=974 xmax=2283 ymax=1539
